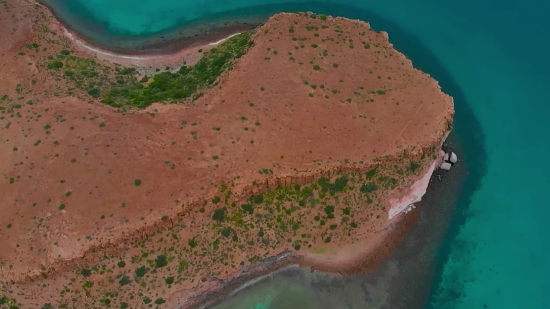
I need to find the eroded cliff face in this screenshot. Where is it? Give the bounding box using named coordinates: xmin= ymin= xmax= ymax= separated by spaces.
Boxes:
xmin=0 ymin=9 xmax=453 ymax=309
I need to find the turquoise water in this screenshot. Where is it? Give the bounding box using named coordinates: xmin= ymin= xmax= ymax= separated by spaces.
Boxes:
xmin=44 ymin=0 xmax=550 ymax=308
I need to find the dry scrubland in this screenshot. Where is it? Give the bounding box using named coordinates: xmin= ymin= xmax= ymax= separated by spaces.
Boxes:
xmin=0 ymin=1 xmax=453 ymax=308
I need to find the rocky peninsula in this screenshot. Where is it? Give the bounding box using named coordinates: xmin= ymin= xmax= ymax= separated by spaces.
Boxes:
xmin=0 ymin=1 xmax=453 ymax=308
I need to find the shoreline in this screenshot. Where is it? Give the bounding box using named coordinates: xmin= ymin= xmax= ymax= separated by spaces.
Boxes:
xmin=181 ymin=194 xmax=422 ymax=309
xmin=36 ymin=0 xmax=261 ymax=57
xmin=174 ymin=151 xmax=447 ymax=309
xmin=33 ymin=0 xmax=260 ymax=74
xmin=60 ymin=24 xmax=245 ymax=73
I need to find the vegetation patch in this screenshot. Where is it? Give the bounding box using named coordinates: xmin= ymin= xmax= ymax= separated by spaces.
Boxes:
xmin=46 ymin=32 xmax=254 ymax=109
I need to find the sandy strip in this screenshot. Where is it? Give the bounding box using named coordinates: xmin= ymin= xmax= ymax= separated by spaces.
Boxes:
xmin=64 ymin=27 xmax=241 ymax=61
xmin=208 ymin=32 xmax=241 ymax=45
xmin=62 ymin=28 xmax=149 ymax=61
xmin=58 ymin=21 xmax=242 ymax=72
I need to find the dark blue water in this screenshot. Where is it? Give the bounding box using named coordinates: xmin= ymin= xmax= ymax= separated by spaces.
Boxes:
xmin=42 ymin=0 xmax=550 ymax=308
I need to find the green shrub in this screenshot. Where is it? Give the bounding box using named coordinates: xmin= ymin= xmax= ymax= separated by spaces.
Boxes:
xmin=360 ymin=182 xmax=378 ymax=193
xmin=188 ymin=238 xmax=198 ymax=248
xmin=135 ymin=266 xmax=149 ymax=277
xmin=80 ymin=269 xmax=91 ymax=277
xmin=102 ymin=31 xmax=254 ymax=108
xmin=318 ymin=176 xmax=348 ymax=194
xmin=118 ymin=275 xmax=131 ymax=286
xmin=252 ymin=194 xmax=264 ymax=204
xmin=47 ymin=60 xmax=63 ymax=69
xmin=212 ymin=208 xmax=226 ymax=222
xmin=366 ymin=168 xmax=377 ymax=178
xmin=324 ymin=205 xmax=335 ymax=216
xmin=177 ymin=259 xmax=188 ymax=273
xmin=87 ymin=88 xmax=100 ymax=98
xmin=154 ymin=255 xmax=168 ymax=268
xmin=241 ymin=203 xmax=253 ymax=214
xmin=221 ymin=227 xmax=232 ymax=237
xmin=409 ymin=161 xmax=420 ymax=172
xmin=82 ymin=281 xmax=93 ymax=288
xmin=120 ymin=67 xmax=135 ymax=75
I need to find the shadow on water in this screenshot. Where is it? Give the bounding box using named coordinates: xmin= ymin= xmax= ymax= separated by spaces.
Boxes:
xmin=364 ymin=5 xmax=488 ymax=309
xmin=199 ymin=3 xmax=488 ymax=309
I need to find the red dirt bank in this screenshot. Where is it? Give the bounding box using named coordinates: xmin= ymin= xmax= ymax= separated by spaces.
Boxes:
xmin=0 ymin=2 xmax=453 ymax=308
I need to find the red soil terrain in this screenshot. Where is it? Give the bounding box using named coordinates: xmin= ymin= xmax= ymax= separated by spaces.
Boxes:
xmin=0 ymin=1 xmax=453 ymax=308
